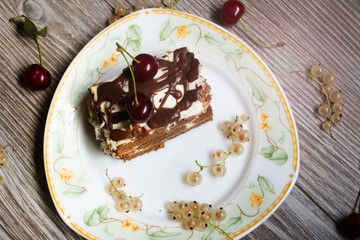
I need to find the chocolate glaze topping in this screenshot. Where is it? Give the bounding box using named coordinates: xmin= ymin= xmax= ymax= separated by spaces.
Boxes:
xmin=94 ymin=47 xmax=203 ymax=141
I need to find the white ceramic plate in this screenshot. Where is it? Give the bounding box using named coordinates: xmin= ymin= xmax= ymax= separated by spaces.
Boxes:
xmin=44 ymin=9 xmax=299 ymax=240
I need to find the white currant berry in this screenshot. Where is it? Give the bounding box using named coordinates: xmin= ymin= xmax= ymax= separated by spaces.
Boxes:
xmin=105 ymin=184 xmax=116 ymax=195
xmin=0 ymin=154 xmax=10 ymax=165
xmin=323 ymin=72 xmax=336 ymax=85
xmin=332 ymin=102 xmax=344 ymax=113
xmin=172 ymin=211 xmax=183 ymax=222
xmin=199 ymin=203 xmax=212 ymax=212
xmin=186 ymin=172 xmax=202 ymax=186
xmin=108 ymin=15 xmax=119 ymax=25
xmin=199 ymin=210 xmax=212 ymax=223
xmin=185 ymin=218 xmax=198 ymax=230
xmin=163 ymin=0 xmax=175 ymax=7
xmin=115 ymin=5 xmax=126 ymax=16
xmin=112 ymin=177 xmax=125 ymax=188
xmin=113 ymin=190 xmax=127 ymax=202
xmin=318 ymin=104 xmax=330 ymax=117
xmin=323 ymin=84 xmax=332 ymax=94
xmin=154 ymin=3 xmax=165 ymax=8
xmin=177 ymin=201 xmax=188 ymax=211
xmin=213 ymin=149 xmax=227 ymax=161
xmin=231 ymin=123 xmax=243 ymax=135
xmin=329 ymin=89 xmax=343 ymax=102
xmin=130 ymin=198 xmax=143 ymax=211
xmin=220 ymin=121 xmax=233 ymax=133
xmin=212 ymin=207 xmax=227 ymax=221
xmin=230 ymin=143 xmax=245 ymax=155
xmin=237 ymin=129 xmax=250 ymax=143
xmin=117 ymin=199 xmax=131 ymax=212
xmin=167 ymin=201 xmax=178 ymax=211
xmin=212 ymin=165 xmax=227 ymax=177
xmin=331 ymin=113 xmax=343 ymax=124
xmin=240 ymin=114 xmax=249 ymax=123
xmin=322 ymin=121 xmax=331 ymax=130
xmin=188 ymin=201 xmax=199 ymax=212
xmin=311 ymin=64 xmax=325 ymax=78
xmin=198 ymin=221 xmax=209 ymax=230
xmin=182 ymin=207 xmax=195 ymax=218
xmin=135 ymin=3 xmax=147 ymax=11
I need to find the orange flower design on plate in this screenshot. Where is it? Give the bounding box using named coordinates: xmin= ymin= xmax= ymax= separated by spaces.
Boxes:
xmin=60 ymin=168 xmax=75 ymax=181
xmin=121 ymin=218 xmax=140 ymax=232
xmin=110 ymin=53 xmax=119 ymax=63
xmin=259 ymin=122 xmax=271 ymax=132
xmin=176 ymin=26 xmax=190 ymax=39
xmin=250 ymin=191 xmax=263 ymax=207
xmin=261 ymin=113 xmax=269 ymax=122
xmin=103 ymin=60 xmax=110 ymax=68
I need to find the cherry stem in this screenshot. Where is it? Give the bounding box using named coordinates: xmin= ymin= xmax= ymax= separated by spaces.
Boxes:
xmin=116 ymin=43 xmax=139 ymax=105
xmin=34 ymin=36 xmax=43 ymax=66
xmin=240 ymin=18 xmax=285 ymax=49
xmin=291 ymin=70 xmax=336 ymax=140
xmin=116 ymin=43 xmax=140 ymax=64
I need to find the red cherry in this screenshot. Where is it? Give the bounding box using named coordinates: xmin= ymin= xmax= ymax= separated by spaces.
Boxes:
xmin=125 ymin=93 xmax=154 ymax=123
xmin=220 ymin=0 xmax=245 ymax=26
xmin=338 ymin=212 xmax=360 ymax=238
xmin=132 ymin=54 xmax=158 ymax=81
xmin=24 ymin=64 xmax=51 ymax=90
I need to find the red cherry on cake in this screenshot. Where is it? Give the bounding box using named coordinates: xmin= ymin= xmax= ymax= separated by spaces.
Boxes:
xmin=125 ymin=93 xmax=154 ymax=123
xmin=220 ymin=0 xmax=245 ymax=26
xmin=338 ymin=212 xmax=360 ymax=238
xmin=132 ymin=54 xmax=158 ymax=81
xmin=24 ymin=64 xmax=52 ymax=90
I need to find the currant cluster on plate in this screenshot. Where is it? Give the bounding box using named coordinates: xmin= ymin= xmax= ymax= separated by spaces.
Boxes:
xmin=167 ymin=200 xmax=227 ymax=231
xmin=292 ymin=65 xmax=344 ymax=139
xmin=9 ymin=15 xmax=51 ymax=90
xmin=116 ymin=42 xmax=158 ymax=123
xmin=0 ymin=144 xmax=15 ymax=186
xmin=105 ymin=170 xmax=143 ymax=212
xmin=109 ymin=0 xmax=179 ymax=24
xmin=186 ymin=114 xmax=250 ymax=186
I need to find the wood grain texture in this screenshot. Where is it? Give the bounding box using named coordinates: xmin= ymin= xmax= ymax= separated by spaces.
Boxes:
xmin=0 ymin=0 xmax=359 ymax=239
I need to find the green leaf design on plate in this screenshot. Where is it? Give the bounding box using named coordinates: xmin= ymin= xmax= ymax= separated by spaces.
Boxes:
xmin=84 ymin=209 xmax=100 ymax=226
xmin=62 ymin=187 xmax=86 ymax=198
xmin=204 ymin=32 xmax=227 ymax=46
xmin=84 ymin=205 xmax=109 ymax=226
xmin=246 ymin=78 xmax=266 ymax=102
xmin=259 ymin=176 xmax=275 ymax=194
xmin=97 ymin=205 xmax=110 ymax=220
xmin=127 ymin=24 xmax=142 ymax=41
xmin=269 ymin=150 xmax=288 ymax=166
xmin=260 ymin=145 xmax=276 ymax=158
xmin=128 ymin=39 xmax=141 ymax=52
xmin=160 ymin=19 xmax=171 ymax=40
xmin=223 ymin=216 xmax=242 ymax=233
xmin=227 ymin=49 xmax=244 ymax=58
xmin=53 ymin=131 xmax=64 ymax=154
xmin=201 ymin=228 xmax=215 ymax=240
xmin=149 ymin=231 xmax=182 ymax=240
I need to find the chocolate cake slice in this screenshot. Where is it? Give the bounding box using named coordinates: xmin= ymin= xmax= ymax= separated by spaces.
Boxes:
xmin=87 ymin=47 xmax=213 ymax=160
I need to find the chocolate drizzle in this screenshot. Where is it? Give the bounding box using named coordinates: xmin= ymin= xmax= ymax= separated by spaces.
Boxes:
xmin=94 ymin=47 xmax=203 ymax=141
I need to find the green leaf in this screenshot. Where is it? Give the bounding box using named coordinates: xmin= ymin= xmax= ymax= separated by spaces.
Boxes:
xmin=62 ymin=188 xmax=86 ymax=198
xmin=84 ymin=209 xmax=100 ymax=226
xmin=149 ymin=231 xmax=182 ymax=240
xmin=269 ymin=150 xmax=288 ymax=166
xmin=53 ymin=131 xmax=64 ymax=154
xmin=227 ymin=49 xmax=244 ymax=58
xmin=259 ymin=145 xmax=276 ymax=158
xmin=127 ymin=24 xmax=142 ymax=41
xmin=96 ymin=205 xmax=110 ymax=220
xmin=223 ymin=216 xmax=242 ymax=233
xmin=201 ymin=228 xmax=215 ymax=240
xmin=246 ymin=78 xmax=266 ymax=102
xmin=128 ymin=39 xmax=141 ymax=52
xmin=23 ymin=16 xmax=38 ymax=35
xmin=259 ymin=176 xmax=275 ymax=194
xmin=159 ymin=19 xmax=171 ymax=40
xmin=37 ymin=26 xmax=47 ymax=37
xmin=204 ymin=32 xmax=226 ymax=46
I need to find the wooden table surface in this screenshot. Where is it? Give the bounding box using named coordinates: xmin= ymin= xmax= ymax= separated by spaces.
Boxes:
xmin=0 ymin=0 xmax=359 ymax=239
